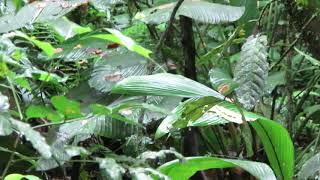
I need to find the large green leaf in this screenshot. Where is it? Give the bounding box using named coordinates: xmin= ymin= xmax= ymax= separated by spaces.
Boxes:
xmin=158 ymin=156 xmax=276 ymax=180
xmin=112 ymin=73 xmax=225 ymax=99
xmin=250 ymin=120 xmax=294 ymax=180
xmin=4 ymin=173 xmax=40 ymax=180
xmin=156 ymin=100 xmax=294 ymax=180
xmin=11 ymin=119 xmax=52 ymax=159
xmin=0 ymin=0 xmax=87 ymax=33
xmin=135 ymin=1 xmax=245 ymax=24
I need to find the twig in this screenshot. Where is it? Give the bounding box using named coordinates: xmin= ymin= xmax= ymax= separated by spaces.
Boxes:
xmin=194 ymin=22 xmax=208 ymax=53
xmin=1 ymin=138 xmax=19 ymax=179
xmin=1 ymin=78 xmax=24 ymax=179
xmin=257 ymin=0 xmax=274 ymax=28
xmin=155 ymin=0 xmax=184 ymax=54
xmin=295 ymin=73 xmax=320 ymax=115
xmin=271 ymin=13 xmax=317 ymax=69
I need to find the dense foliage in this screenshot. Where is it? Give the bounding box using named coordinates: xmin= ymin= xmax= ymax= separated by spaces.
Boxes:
xmin=0 ymin=0 xmax=320 ymax=179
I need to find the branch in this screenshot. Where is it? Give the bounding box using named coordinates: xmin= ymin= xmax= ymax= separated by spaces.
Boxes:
xmin=271 ymin=13 xmax=317 ymax=69
xmin=155 ymin=0 xmax=184 ymax=54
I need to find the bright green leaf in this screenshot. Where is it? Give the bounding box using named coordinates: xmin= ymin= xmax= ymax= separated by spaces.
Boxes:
xmin=158 ymin=156 xmax=276 ymax=180
xmin=51 ymin=96 xmax=82 ymax=119
xmin=26 ymin=105 xmax=63 ymax=122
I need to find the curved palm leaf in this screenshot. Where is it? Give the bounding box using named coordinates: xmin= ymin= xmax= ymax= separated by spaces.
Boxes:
xmin=112 ymin=73 xmax=225 ymax=99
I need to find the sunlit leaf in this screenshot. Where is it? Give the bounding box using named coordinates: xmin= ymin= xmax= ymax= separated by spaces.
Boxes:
xmin=4 ymin=173 xmax=40 ymax=180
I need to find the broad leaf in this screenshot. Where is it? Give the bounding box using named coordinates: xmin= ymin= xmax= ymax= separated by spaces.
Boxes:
xmin=155 ymin=97 xmax=222 ymax=139
xmin=156 ymin=100 xmax=294 ymax=180
xmin=209 ymin=68 xmax=238 ymax=95
xmin=7 ymin=31 xmax=56 ymax=57
xmin=0 ymin=0 xmax=87 ymax=33
xmin=54 ymin=31 xmax=151 ymax=61
xmin=104 ymin=28 xmax=152 ymax=58
xmin=89 ymin=49 xmax=148 ymax=93
xmin=250 ymin=119 xmax=294 ymax=180
xmin=158 ymin=156 xmax=276 ymax=180
xmin=4 ymin=174 xmax=40 ymax=180
xmin=109 ymin=96 xmax=181 ymax=124
xmin=26 ymin=105 xmax=63 ymax=122
xmin=112 ymin=73 xmax=225 ymax=99
xmin=297 ymin=153 xmax=320 ymax=179
xmin=11 ymin=119 xmax=52 ymax=159
xmin=135 ymin=1 xmax=245 ymax=24
xmin=51 ymin=96 xmax=82 ymax=119
xmin=59 ymin=115 xmax=140 ymax=139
